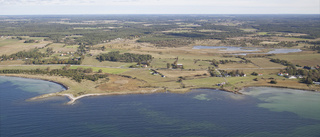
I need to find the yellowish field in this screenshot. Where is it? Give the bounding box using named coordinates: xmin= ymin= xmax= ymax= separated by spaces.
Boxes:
xmin=0 ymin=38 xmax=50 ymax=55
xmin=0 ymin=60 xmax=25 ymax=65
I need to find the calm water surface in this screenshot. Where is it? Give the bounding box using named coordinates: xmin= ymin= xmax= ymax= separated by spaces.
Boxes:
xmin=193 ymin=46 xmax=302 ymax=54
xmin=1 ymin=76 xmax=320 ymax=137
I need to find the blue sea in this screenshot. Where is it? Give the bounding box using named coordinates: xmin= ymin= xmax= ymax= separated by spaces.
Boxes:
xmin=1 ymin=76 xmax=320 ymax=137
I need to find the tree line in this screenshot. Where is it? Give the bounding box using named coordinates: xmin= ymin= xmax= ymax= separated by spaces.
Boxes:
xmin=96 ymin=51 xmax=152 ymax=63
xmin=0 ymin=67 xmax=108 ymax=83
xmin=1 ymin=49 xmax=47 ymax=60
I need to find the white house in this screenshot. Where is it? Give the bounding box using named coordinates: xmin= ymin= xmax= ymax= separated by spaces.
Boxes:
xmin=288 ymin=76 xmax=297 ymax=79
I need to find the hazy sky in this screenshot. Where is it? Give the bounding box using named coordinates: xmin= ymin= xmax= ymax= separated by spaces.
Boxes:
xmin=0 ymin=0 xmax=319 ymax=15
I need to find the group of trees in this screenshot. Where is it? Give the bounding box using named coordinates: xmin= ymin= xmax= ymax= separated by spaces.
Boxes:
xmin=0 ymin=67 xmax=108 ymax=83
xmin=217 ymin=69 xmax=245 ymax=77
xmin=25 ymin=56 xmax=84 ymax=65
xmin=137 ymin=35 xmax=194 ymax=47
xmin=270 ymin=58 xmax=293 ymax=66
xmin=262 ymin=41 xmax=298 ymax=48
xmin=96 ymin=51 xmax=152 ymax=63
xmin=1 ymin=49 xmax=47 ymax=60
xmin=24 ymin=39 xmax=38 ymax=43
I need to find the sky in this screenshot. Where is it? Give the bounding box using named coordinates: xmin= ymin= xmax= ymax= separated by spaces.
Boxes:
xmin=0 ymin=0 xmax=319 ymax=15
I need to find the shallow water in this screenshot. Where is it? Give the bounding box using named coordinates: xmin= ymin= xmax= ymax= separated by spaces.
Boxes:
xmin=1 ymin=76 xmax=320 ymax=137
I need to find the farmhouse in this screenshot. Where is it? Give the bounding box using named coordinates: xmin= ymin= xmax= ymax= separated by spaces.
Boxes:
xmin=288 ymin=76 xmax=297 ymax=79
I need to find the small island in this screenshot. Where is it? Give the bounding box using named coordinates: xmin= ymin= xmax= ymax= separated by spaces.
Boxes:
xmin=0 ymin=15 xmax=320 ymax=104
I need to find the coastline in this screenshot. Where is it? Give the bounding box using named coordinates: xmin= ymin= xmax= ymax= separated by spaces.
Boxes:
xmin=1 ymin=74 xmax=319 ymax=105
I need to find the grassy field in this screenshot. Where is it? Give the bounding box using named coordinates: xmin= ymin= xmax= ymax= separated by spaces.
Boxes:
xmin=248 ymin=58 xmax=286 ymax=68
xmin=271 ymin=52 xmax=320 ymax=66
xmin=0 ymin=39 xmax=20 ymax=47
xmin=47 ymin=43 xmax=78 ymax=52
xmin=69 ymin=66 xmax=129 ymax=74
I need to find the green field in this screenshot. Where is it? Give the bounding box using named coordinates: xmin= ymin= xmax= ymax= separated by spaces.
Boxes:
xmin=249 ymin=58 xmax=286 ymax=68
xmin=69 ymin=66 xmax=130 ymax=74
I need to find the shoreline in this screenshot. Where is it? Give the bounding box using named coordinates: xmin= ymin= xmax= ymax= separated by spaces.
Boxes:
xmin=0 ymin=74 xmax=69 ymax=91
xmin=1 ymin=74 xmax=319 ymax=105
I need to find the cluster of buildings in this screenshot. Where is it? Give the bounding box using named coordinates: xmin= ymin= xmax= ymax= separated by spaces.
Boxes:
xmin=277 ymin=72 xmax=302 ymax=79
xmin=59 ymin=51 xmax=75 ymax=56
